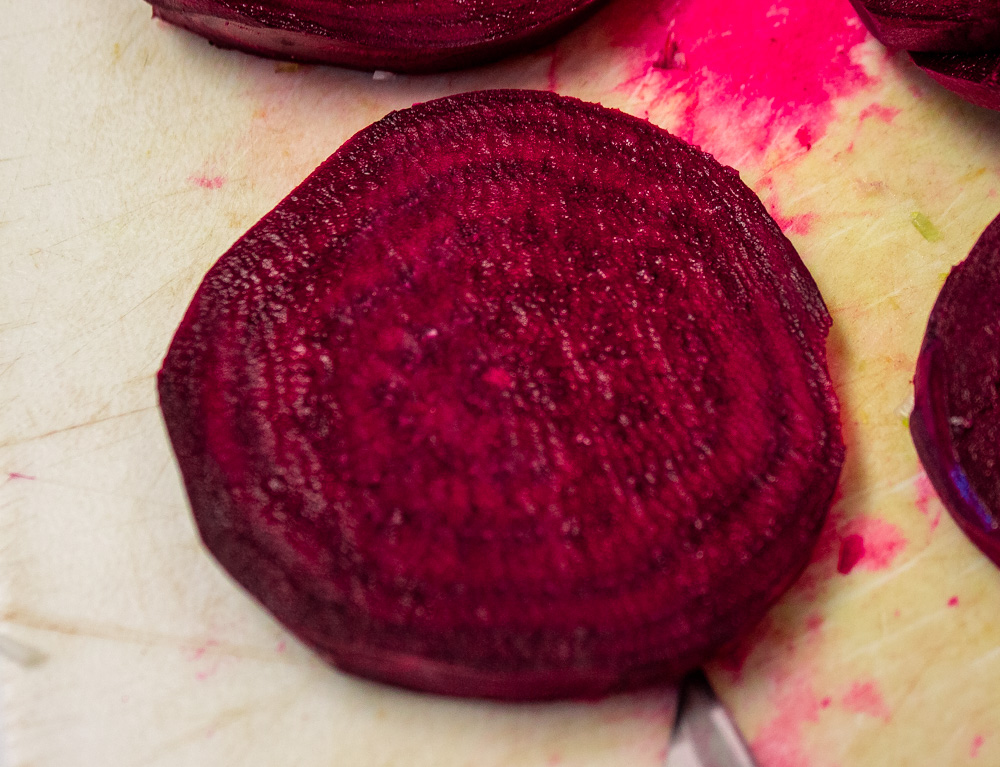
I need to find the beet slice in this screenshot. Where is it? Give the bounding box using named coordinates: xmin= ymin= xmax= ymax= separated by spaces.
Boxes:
xmin=849 ymin=0 xmax=1000 ymax=52
xmin=911 ymin=214 xmax=1000 ymax=567
xmin=158 ymin=89 xmax=844 ymax=700
xmin=911 ymin=49 xmax=1000 ymax=111
xmin=147 ymin=0 xmax=604 ymax=73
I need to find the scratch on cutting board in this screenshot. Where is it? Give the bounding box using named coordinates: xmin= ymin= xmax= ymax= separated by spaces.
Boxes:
xmin=0 ymin=405 xmax=157 ymax=450
xmin=0 ymin=633 xmax=46 ymax=666
xmin=118 ymin=275 xmax=186 ymax=322
xmin=135 ymin=685 xmax=305 ymax=767
xmin=1 ymin=609 xmax=291 ymax=664
xmin=133 ymin=704 xmax=257 ymax=767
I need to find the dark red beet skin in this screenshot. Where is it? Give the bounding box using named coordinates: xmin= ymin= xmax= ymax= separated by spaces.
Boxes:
xmin=911 ymin=49 xmax=1000 ymax=111
xmin=849 ymin=0 xmax=1000 ymax=52
xmin=147 ymin=0 xmax=605 ymax=72
xmin=911 ymin=213 xmax=1000 ymax=568
xmin=158 ymin=89 xmax=844 ymax=700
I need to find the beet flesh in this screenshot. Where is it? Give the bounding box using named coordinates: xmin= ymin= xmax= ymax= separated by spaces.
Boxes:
xmin=158 ymin=89 xmax=844 ymax=700
xmin=147 ymin=0 xmax=604 ymax=73
xmin=849 ymin=0 xmax=1000 ymax=52
xmin=911 ymin=214 xmax=1000 ymax=568
xmin=849 ymin=0 xmax=1000 ymax=110
xmin=911 ymin=49 xmax=1000 ymax=111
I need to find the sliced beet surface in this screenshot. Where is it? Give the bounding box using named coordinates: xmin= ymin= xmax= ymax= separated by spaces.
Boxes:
xmin=849 ymin=0 xmax=1000 ymax=52
xmin=147 ymin=0 xmax=604 ymax=73
xmin=911 ymin=213 xmax=1000 ymax=567
xmin=911 ymin=49 xmax=1000 ymax=111
xmin=158 ymin=89 xmax=844 ymax=700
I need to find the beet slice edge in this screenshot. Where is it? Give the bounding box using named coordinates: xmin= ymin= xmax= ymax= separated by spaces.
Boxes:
xmin=911 ymin=49 xmax=1000 ymax=111
xmin=158 ymin=89 xmax=844 ymax=700
xmin=147 ymin=0 xmax=606 ymax=73
xmin=849 ymin=0 xmax=1000 ymax=52
xmin=911 ymin=213 xmax=1000 ymax=567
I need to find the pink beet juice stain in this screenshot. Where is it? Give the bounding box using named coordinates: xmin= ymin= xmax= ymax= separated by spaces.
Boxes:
xmin=750 ymin=676 xmax=824 ymax=767
xmin=189 ymin=174 xmax=227 ymax=190
xmin=611 ymin=0 xmax=874 ymax=164
xmin=914 ymin=472 xmax=941 ymax=531
xmin=842 ymin=679 xmax=891 ymax=721
xmin=837 ymin=533 xmax=865 ymax=574
xmin=971 ymin=735 xmax=985 ymax=758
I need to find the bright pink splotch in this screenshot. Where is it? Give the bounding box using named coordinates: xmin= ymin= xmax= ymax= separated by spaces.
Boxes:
xmin=828 ymin=517 xmax=905 ymax=575
xmin=750 ymin=676 xmax=824 ymax=767
xmin=837 ymin=533 xmax=866 ymax=574
xmin=841 ymin=516 xmax=907 ymax=572
xmin=948 ymin=596 xmax=959 ymax=607
xmin=842 ymin=679 xmax=891 ymax=721
xmin=914 ymin=472 xmax=942 ymax=531
xmin=971 ymin=735 xmax=985 ymax=758
xmin=189 ymin=174 xmax=227 ymax=190
xmin=6 ymin=472 xmax=35 ymax=481
xmin=611 ymin=0 xmax=874 ymax=164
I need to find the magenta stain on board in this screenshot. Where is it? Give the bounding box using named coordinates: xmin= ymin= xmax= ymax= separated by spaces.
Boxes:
xmin=750 ymin=675 xmax=823 ymax=767
xmin=841 ymin=516 xmax=907 ymax=572
xmin=6 ymin=472 xmax=36 ymax=481
xmin=189 ymin=174 xmax=227 ymax=190
xmin=610 ymin=0 xmax=874 ymax=164
xmin=858 ymin=103 xmax=901 ymax=123
xmin=842 ymin=679 xmax=891 ymax=721
xmin=914 ymin=472 xmax=941 ymax=531
xmin=837 ymin=533 xmax=866 ymax=574
xmin=276 ymin=640 xmax=287 ymax=653
xmin=832 ymin=518 xmax=906 ymax=576
xmin=758 ymin=177 xmax=817 ymax=235
xmin=948 ymin=596 xmax=959 ymax=607
xmin=187 ymin=639 xmax=223 ymax=680
xmin=971 ymin=735 xmax=985 ymax=758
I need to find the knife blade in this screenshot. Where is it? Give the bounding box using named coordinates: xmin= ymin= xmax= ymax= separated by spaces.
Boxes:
xmin=663 ymin=670 xmax=759 ymax=767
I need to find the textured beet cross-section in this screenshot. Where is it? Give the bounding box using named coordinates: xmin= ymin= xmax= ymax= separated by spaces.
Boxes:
xmin=848 ymin=0 xmax=1000 ymax=52
xmin=910 ymin=49 xmax=1000 ymax=112
xmin=158 ymin=89 xmax=844 ymax=700
xmin=147 ymin=0 xmax=605 ymax=72
xmin=911 ymin=213 xmax=1000 ymax=568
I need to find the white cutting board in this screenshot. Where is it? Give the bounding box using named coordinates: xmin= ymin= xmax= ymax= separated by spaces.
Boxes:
xmin=3 ymin=0 xmax=1000 ymax=764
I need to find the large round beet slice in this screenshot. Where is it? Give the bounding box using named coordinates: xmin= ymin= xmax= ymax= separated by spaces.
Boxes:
xmin=147 ymin=0 xmax=604 ymax=73
xmin=158 ymin=89 xmax=844 ymax=700
xmin=911 ymin=49 xmax=1000 ymax=111
xmin=911 ymin=214 xmax=1000 ymax=567
xmin=849 ymin=0 xmax=1000 ymax=52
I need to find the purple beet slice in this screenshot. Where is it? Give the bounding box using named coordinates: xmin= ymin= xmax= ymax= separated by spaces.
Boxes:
xmin=911 ymin=49 xmax=1000 ymax=111
xmin=158 ymin=89 xmax=844 ymax=700
xmin=911 ymin=213 xmax=1000 ymax=567
xmin=147 ymin=0 xmax=604 ymax=73
xmin=849 ymin=0 xmax=1000 ymax=52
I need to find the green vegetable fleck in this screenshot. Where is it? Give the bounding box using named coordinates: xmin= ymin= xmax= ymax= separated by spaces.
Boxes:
xmin=911 ymin=212 xmax=942 ymax=242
